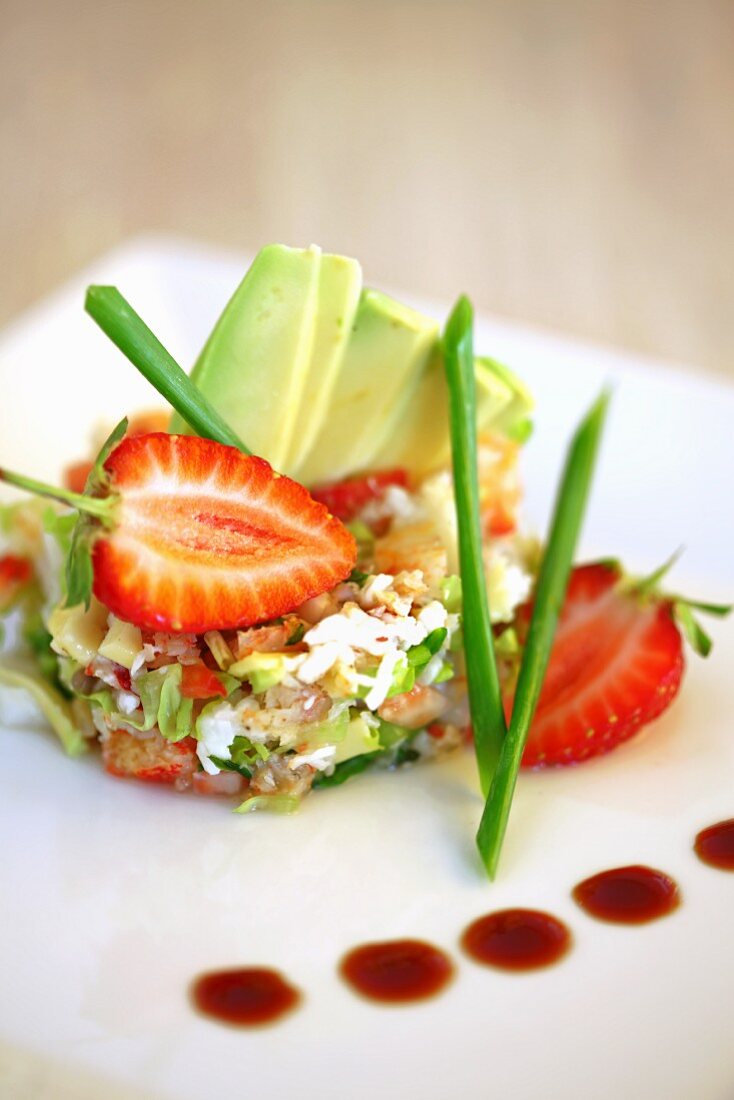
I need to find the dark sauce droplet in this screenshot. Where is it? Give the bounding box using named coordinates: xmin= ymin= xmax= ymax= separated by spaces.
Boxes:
xmin=694 ymin=818 xmax=734 ymax=870
xmin=461 ymin=908 xmax=572 ymax=971
xmin=191 ymin=967 xmax=301 ymax=1026
xmin=572 ymin=864 xmax=680 ymax=924
xmin=340 ymin=939 xmax=454 ymax=1003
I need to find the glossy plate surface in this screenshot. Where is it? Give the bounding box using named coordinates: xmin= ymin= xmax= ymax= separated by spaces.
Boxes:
xmin=1 ymin=239 xmax=732 ymax=1100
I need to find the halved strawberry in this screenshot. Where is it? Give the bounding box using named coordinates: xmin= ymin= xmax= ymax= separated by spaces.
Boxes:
xmin=89 ymin=434 xmax=357 ymax=633
xmin=514 ymin=563 xmax=684 ymax=767
xmin=311 ymin=468 xmax=410 ymax=522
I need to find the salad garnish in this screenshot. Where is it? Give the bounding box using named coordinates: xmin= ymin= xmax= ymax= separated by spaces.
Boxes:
xmin=443 ymin=297 xmax=506 ymax=795
xmin=475 ymin=391 xmax=609 ymax=876
xmin=0 ymin=243 xmax=729 ymax=880
xmin=85 ymin=286 xmax=251 ymax=454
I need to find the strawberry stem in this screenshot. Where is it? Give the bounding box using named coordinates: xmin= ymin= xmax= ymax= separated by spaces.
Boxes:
xmin=0 ymin=468 xmax=114 ymax=521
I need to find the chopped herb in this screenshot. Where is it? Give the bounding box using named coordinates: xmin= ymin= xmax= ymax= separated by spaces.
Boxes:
xmin=312 ymin=751 xmax=382 ymax=788
xmin=406 ymin=627 xmax=448 ymax=669
xmin=394 ymin=745 xmax=420 ymax=766
xmin=348 ymin=568 xmax=370 ymax=587
xmin=285 ymin=623 xmax=306 ymax=646
xmin=477 ymin=391 xmax=610 ymax=877
xmin=209 ymin=756 xmax=252 ymax=779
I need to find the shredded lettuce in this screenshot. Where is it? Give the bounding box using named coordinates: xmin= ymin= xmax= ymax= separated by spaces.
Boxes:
xmin=0 ymin=659 xmax=87 ymax=756
xmin=234 ymin=794 xmax=300 ymax=815
xmin=376 ymin=718 xmax=407 ymax=748
xmin=386 ymin=654 xmax=415 ymax=699
xmin=333 ymin=713 xmax=381 ymax=763
xmin=305 ymin=706 xmax=350 ymax=747
xmin=70 ymin=664 xmax=196 ymax=742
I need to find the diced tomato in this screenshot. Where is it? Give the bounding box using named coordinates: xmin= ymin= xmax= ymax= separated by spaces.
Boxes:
xmin=63 ymin=460 xmax=94 ymax=494
xmin=311 ymin=469 xmax=410 ymax=522
xmin=0 ymin=554 xmax=33 ymax=610
xmin=478 ymin=434 xmax=521 ymax=537
xmin=180 ymin=661 xmax=228 ymax=700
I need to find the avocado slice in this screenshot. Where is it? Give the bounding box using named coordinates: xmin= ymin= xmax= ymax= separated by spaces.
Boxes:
xmin=285 ymin=252 xmax=362 ymax=474
xmin=169 ymin=243 xmax=322 ymax=470
xmin=297 ymin=289 xmax=439 ymax=485
xmin=362 ymin=353 xmax=533 ymax=478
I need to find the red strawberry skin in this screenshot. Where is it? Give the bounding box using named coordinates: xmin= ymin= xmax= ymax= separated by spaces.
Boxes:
xmin=516 ymin=563 xmax=684 ymax=768
xmin=92 ymin=434 xmax=356 ymax=633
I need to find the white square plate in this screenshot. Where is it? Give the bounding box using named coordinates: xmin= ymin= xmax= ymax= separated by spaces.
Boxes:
xmin=1 ymin=238 xmax=732 ymax=1100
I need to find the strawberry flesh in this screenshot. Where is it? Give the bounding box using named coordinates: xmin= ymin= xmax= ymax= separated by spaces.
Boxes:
xmin=92 ymin=434 xmax=357 ymax=633
xmin=515 ymin=563 xmax=684 ymax=767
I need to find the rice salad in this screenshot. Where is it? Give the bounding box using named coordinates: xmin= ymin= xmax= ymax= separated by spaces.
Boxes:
xmin=0 ymin=434 xmax=536 ymax=811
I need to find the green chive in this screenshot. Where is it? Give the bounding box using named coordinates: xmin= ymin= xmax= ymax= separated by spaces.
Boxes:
xmin=85 ymin=286 xmax=251 ymax=454
xmin=444 ymin=297 xmax=507 ymax=796
xmin=476 ymin=390 xmax=610 ymax=877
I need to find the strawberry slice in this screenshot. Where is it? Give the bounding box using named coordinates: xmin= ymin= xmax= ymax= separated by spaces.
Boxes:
xmin=311 ymin=469 xmax=410 ymax=522
xmin=89 ymin=434 xmax=357 ymax=633
xmin=515 ymin=563 xmax=684 ymax=767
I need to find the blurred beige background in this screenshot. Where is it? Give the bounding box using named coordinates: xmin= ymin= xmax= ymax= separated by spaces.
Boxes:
xmin=1 ymin=0 xmax=732 ymax=376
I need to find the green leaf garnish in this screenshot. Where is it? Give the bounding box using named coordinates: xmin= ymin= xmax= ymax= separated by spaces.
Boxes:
xmin=673 ymin=601 xmax=713 ymax=657
xmin=630 ymin=547 xmax=683 ymax=598
xmin=443 ymin=296 xmax=507 ymax=795
xmin=622 ymin=550 xmax=731 ymax=656
xmin=0 ymin=454 xmax=121 ymax=610
xmin=85 ymin=286 xmax=251 ymax=454
xmin=476 ymin=390 xmax=610 ymax=877
xmin=285 ymin=622 xmax=306 ymax=646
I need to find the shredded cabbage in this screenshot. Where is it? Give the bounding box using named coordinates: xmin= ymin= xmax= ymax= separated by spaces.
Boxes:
xmin=0 ymin=659 xmax=87 ymax=756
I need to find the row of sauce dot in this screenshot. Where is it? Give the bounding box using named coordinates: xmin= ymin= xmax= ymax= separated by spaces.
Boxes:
xmin=191 ymin=817 xmax=734 ymax=1026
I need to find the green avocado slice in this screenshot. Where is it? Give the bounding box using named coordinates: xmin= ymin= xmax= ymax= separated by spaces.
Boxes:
xmin=365 ymin=352 xmax=513 ymax=477
xmin=297 ymin=289 xmax=439 ymax=486
xmin=169 ymin=243 xmax=322 ymax=471
xmin=285 ymin=252 xmax=362 ymax=475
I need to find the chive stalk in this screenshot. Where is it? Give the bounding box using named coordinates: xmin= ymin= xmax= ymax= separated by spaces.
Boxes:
xmin=443 ymin=297 xmax=507 ymax=795
xmin=85 ymin=286 xmax=251 ymax=454
xmin=476 ymin=391 xmax=610 ymax=877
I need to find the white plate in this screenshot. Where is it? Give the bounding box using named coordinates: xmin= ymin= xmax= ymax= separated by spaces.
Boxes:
xmin=1 ymin=238 xmax=732 ymax=1100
